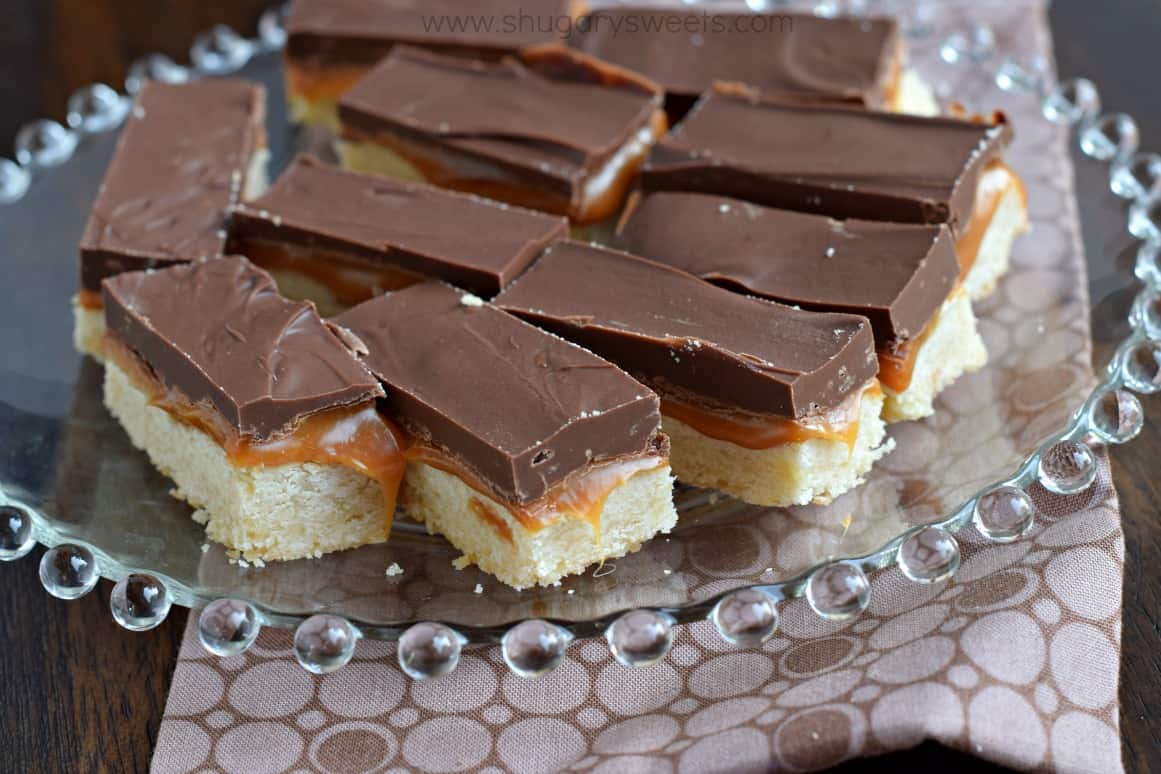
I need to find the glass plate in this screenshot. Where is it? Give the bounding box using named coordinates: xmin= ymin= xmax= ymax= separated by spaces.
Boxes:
xmin=1 ymin=3 xmax=1157 ymax=674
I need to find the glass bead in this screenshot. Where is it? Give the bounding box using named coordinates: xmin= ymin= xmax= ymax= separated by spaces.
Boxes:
xmin=606 ymin=609 xmax=673 ymax=667
xmin=1080 ymin=113 xmax=1139 ymax=162
xmin=0 ymin=505 xmax=35 ymax=561
xmin=897 ymin=527 xmax=960 ymax=583
xmin=1089 ymin=390 xmax=1144 ymax=444
xmin=805 ymin=563 xmax=869 ymax=622
xmin=14 ymin=120 xmax=78 ymax=168
xmin=66 ymin=84 xmax=129 ymax=133
xmin=110 ymin=574 xmax=171 ymax=631
xmin=501 ymin=619 xmax=572 ymax=677
xmin=1037 ymin=441 xmax=1097 ymax=495
xmin=39 ymin=544 xmax=98 ymax=599
xmin=199 ymin=599 xmax=261 ymax=657
xmin=974 ymin=487 xmax=1036 ymax=542
xmin=1042 ymin=78 xmax=1100 ymax=124
xmin=398 ymin=621 xmax=463 ymax=679
xmin=712 ymin=588 xmax=779 ymax=646
xmin=294 ymin=614 xmax=358 ymax=674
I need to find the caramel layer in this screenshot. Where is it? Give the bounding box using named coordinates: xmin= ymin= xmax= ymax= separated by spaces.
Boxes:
xmin=661 ymin=381 xmax=880 ymax=452
xmin=285 ymin=61 xmax=368 ymax=106
xmin=105 ymin=335 xmax=408 ymax=532
xmin=344 ymin=108 xmax=667 ymax=224
xmin=877 ymin=288 xmax=966 ymax=394
xmin=955 ymin=161 xmax=1025 ymax=278
xmin=405 ymin=443 xmax=666 ymax=539
xmin=237 ymin=238 xmax=423 ymax=309
xmin=78 ymin=288 xmax=103 ymax=310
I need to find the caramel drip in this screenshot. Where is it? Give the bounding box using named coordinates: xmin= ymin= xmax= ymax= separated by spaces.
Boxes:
xmin=77 ymin=288 xmax=104 ymax=310
xmin=662 ymin=381 xmax=879 ymax=452
xmin=406 ymin=444 xmax=665 ymax=539
xmin=286 ymin=61 xmax=369 ymax=105
xmin=883 ymin=40 xmax=903 ymax=109
xmin=106 ymin=337 xmax=407 ymax=532
xmin=876 ymin=285 xmax=966 ymax=395
xmin=238 ymin=238 xmax=423 ymax=308
xmin=468 ymin=498 xmax=515 ymax=544
xmin=954 ymin=161 xmax=1025 ymax=277
xmin=346 ymin=108 xmax=667 ymax=225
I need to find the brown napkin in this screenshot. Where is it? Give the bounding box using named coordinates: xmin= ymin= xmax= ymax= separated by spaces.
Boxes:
xmin=151 ymin=466 xmax=1123 ymax=774
xmin=152 ymin=1 xmax=1126 ymax=772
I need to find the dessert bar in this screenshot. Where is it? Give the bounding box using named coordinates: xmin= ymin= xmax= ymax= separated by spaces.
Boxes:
xmin=566 ymin=8 xmax=938 ymax=120
xmin=495 ymin=242 xmax=892 ymax=507
xmin=101 ymin=257 xmax=405 ymax=562
xmin=615 ymin=192 xmax=987 ymax=422
xmin=337 ymin=45 xmax=666 ymax=227
xmin=285 ymin=0 xmax=580 ymax=128
xmin=333 ymin=281 xmax=677 ymax=588
xmin=74 ymin=79 xmax=268 ymax=358
xmin=229 ymin=155 xmax=568 ymax=314
xmin=641 ymin=85 xmax=1028 ymax=299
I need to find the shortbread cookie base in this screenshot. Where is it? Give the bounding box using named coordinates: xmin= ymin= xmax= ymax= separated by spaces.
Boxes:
xmin=962 ymin=184 xmax=1029 ymax=301
xmin=289 ymin=93 xmax=341 ymax=133
xmin=894 ymin=68 xmax=940 ymax=116
xmin=73 ymin=300 xmax=106 ymax=360
xmin=104 ymin=359 xmax=388 ymax=561
xmin=401 ymin=460 xmax=678 ymax=589
xmin=663 ymin=387 xmax=892 ymax=507
xmin=883 ymin=291 xmax=988 ymax=422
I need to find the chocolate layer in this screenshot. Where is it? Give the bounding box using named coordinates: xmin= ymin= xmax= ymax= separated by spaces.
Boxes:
xmin=495 ymin=241 xmax=877 ymax=418
xmin=286 ymin=0 xmax=574 ymax=67
xmin=80 ymin=80 xmax=266 ymax=292
xmin=338 ymin=45 xmax=662 ymax=204
xmin=642 ymin=85 xmax=1010 ymax=230
xmin=567 ymin=9 xmax=897 ymax=109
xmin=103 ymin=257 xmax=382 ymax=440
xmin=332 ymin=282 xmax=662 ymax=504
xmin=614 ymin=192 xmax=959 ymax=351
xmin=229 ymin=155 xmax=568 ymax=296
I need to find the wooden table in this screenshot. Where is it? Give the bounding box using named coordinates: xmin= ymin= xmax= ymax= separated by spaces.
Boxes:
xmin=0 ymin=1 xmax=1157 ymax=771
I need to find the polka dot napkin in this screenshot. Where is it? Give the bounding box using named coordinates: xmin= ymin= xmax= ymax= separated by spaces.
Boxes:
xmin=152 ymin=2 xmax=1126 ymax=772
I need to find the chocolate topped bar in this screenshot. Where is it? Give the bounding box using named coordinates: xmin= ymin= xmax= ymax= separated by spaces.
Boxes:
xmin=614 ymin=192 xmax=960 ymax=350
xmin=80 ymin=80 xmax=266 ymax=292
xmin=568 ymin=9 xmax=898 ymax=109
xmin=230 ymin=155 xmax=568 ymax=296
xmin=495 ymin=242 xmax=877 ymax=418
xmin=338 ymin=45 xmax=662 ymax=206
xmin=333 ymin=282 xmax=662 ymax=504
xmin=286 ymin=0 xmax=574 ymax=67
xmin=642 ymin=85 xmax=1010 ymax=229
xmin=103 ymin=257 xmax=382 ymax=440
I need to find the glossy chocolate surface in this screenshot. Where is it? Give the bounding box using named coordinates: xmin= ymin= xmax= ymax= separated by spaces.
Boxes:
xmin=614 ymin=192 xmax=960 ymax=350
xmin=79 ymin=79 xmax=266 ymax=292
xmin=642 ymin=86 xmax=1010 ymax=230
xmin=230 ymin=155 xmax=568 ymax=296
xmin=495 ymin=241 xmax=877 ymax=418
xmin=338 ymin=45 xmax=661 ymax=200
xmin=286 ymin=0 xmax=573 ymax=66
xmin=567 ymin=9 xmax=897 ymax=107
xmin=102 ymin=257 xmax=382 ymax=440
xmin=333 ymin=281 xmax=662 ymax=504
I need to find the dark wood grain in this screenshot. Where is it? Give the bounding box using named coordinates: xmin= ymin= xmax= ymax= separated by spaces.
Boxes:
xmin=0 ymin=1 xmax=1158 ymax=772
